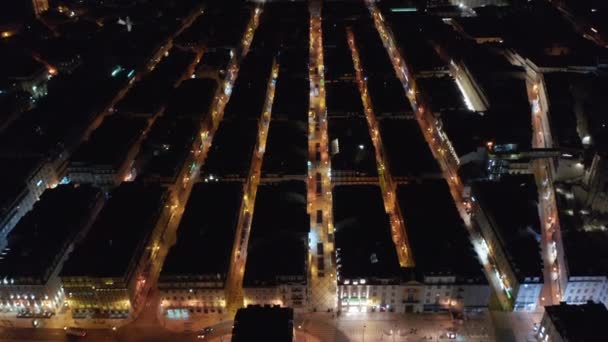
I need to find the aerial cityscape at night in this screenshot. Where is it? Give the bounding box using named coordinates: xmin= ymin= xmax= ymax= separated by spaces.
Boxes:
xmin=1 ymin=0 xmax=608 ymax=341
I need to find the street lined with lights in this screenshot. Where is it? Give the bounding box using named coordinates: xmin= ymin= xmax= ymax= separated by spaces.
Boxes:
xmin=366 ymin=0 xmax=514 ymax=310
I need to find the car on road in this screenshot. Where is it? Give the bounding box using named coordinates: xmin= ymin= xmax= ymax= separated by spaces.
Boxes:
xmin=202 ymin=327 xmax=214 ymax=333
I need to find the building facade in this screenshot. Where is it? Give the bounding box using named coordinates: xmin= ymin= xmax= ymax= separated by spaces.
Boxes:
xmin=337 ymin=275 xmax=490 ymax=314
xmin=158 ymin=275 xmax=226 ymax=319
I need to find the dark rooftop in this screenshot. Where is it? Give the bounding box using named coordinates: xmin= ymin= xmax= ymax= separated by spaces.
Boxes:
xmin=271 ymin=76 xmax=309 ymax=121
xmin=250 ymin=181 xmax=309 ymax=238
xmin=352 ymin=21 xmax=395 ymax=76
xmin=384 ymin=16 xmax=448 ymax=74
xmin=70 ymin=115 xmax=147 ymax=169
xmin=545 ymin=301 xmax=608 ymax=342
xmin=0 ymin=185 xmax=102 ymax=283
xmin=329 ymin=117 xmax=378 ymax=177
xmin=379 ymin=118 xmax=441 ymax=178
xmin=60 ymin=182 xmax=168 ymax=279
xmin=326 ymin=81 xmax=364 ymax=117
xmin=164 ymin=78 xmax=218 ymax=120
xmin=367 ymin=77 xmax=411 ymax=116
xmin=261 ymin=120 xmax=308 ymax=176
xmin=244 ymin=181 xmax=309 ymax=286
xmin=160 ymin=182 xmax=242 ymax=280
xmin=472 ymin=175 xmax=543 ymax=281
xmin=202 ymin=119 xmax=258 ymax=179
xmin=277 ymin=48 xmax=309 ymax=78
xmin=323 ymin=44 xmax=356 ymax=82
xmin=417 ymin=76 xmax=466 ymax=112
xmin=333 ymin=185 xmax=401 ymax=280
xmin=116 ymin=49 xmax=197 ymax=116
xmin=543 ymin=73 xmax=583 ymax=151
xmin=0 ymin=156 xmax=42 ymax=218
xmin=397 ymin=181 xmax=485 ymax=280
xmin=232 ymin=306 xmax=294 ymax=342
xmin=137 ymin=117 xmax=198 ymax=182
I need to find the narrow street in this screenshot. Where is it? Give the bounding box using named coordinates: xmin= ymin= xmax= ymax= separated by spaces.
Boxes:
xmin=346 ymin=28 xmax=413 ymax=268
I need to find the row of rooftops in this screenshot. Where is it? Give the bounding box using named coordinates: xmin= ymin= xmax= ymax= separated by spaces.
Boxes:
xmin=115 ymin=48 xmax=198 ymax=116
xmin=175 ymin=3 xmax=252 ymax=50
xmin=161 ymin=180 xmax=309 ymax=287
xmin=0 ymin=156 xmax=46 ymax=221
xmin=334 ymin=181 xmax=486 ymax=284
xmin=244 ymin=181 xmax=309 ymax=287
xmin=69 ymin=115 xmax=147 ymax=170
xmin=135 ymin=116 xmax=198 ymax=183
xmin=0 ymin=185 xmax=102 ymax=284
xmin=0 ymin=182 xmax=169 ymax=284
xmin=160 ymin=182 xmax=243 ymax=283
xmin=61 ymin=182 xmax=169 ymax=279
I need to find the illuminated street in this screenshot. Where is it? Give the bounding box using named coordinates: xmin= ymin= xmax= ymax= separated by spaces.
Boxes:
xmin=307 ymin=0 xmax=338 ymax=312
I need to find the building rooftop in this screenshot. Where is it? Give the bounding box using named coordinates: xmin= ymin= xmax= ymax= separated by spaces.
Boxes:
xmin=164 ymin=78 xmax=218 ymax=120
xmin=195 ymin=48 xmax=231 ymax=74
xmin=262 ymin=120 xmax=308 ymax=177
xmin=224 ymin=52 xmax=274 ymax=121
xmin=60 ymin=182 xmax=168 ymax=279
xmin=271 ymin=76 xmax=309 ymax=121
xmin=250 ymin=181 xmax=309 ymax=237
xmin=205 ymin=7 xmax=251 ymax=49
xmin=232 ymin=306 xmax=294 ymax=342
xmin=397 ymin=180 xmax=485 ymax=280
xmin=329 ymin=117 xmax=378 ymax=177
xmin=581 ymin=75 xmax=608 ymax=152
xmin=116 ymin=49 xmax=197 ymax=116
xmin=277 ymin=48 xmax=309 ymax=79
xmin=383 ymin=16 xmax=448 ymax=74
xmin=0 ymin=68 xmax=125 ymax=157
xmin=224 ymin=77 xmax=268 ymax=121
xmin=0 ymin=185 xmax=102 ymax=283
xmin=70 ymin=115 xmax=147 ymax=169
xmin=326 ymin=81 xmax=364 ymax=117
xmin=160 ymin=182 xmax=242 ymax=281
xmin=416 ymin=76 xmax=466 ymax=112
xmin=0 ymin=51 xmax=46 ymax=82
xmin=323 ymin=44 xmax=356 ymax=82
xmin=202 ymin=119 xmax=258 ymax=179
xmin=0 ymin=156 xmax=43 ymax=219
xmin=367 ymin=77 xmax=411 ymax=116
xmin=472 ymin=175 xmax=543 ymax=281
xmin=352 ymin=20 xmax=395 ymax=76
xmin=137 ymin=117 xmax=198 ymax=182
xmin=544 ymin=301 xmax=608 ymax=342
xmin=333 ymin=185 xmax=401 ymax=281
xmin=244 ymin=181 xmax=309 ymax=286
xmin=379 ymin=118 xmax=441 ymax=178
xmin=253 ymin=4 xmax=309 ymax=51
xmin=555 ymin=186 xmax=608 ymax=278
xmin=543 ymin=73 xmax=583 ymax=151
